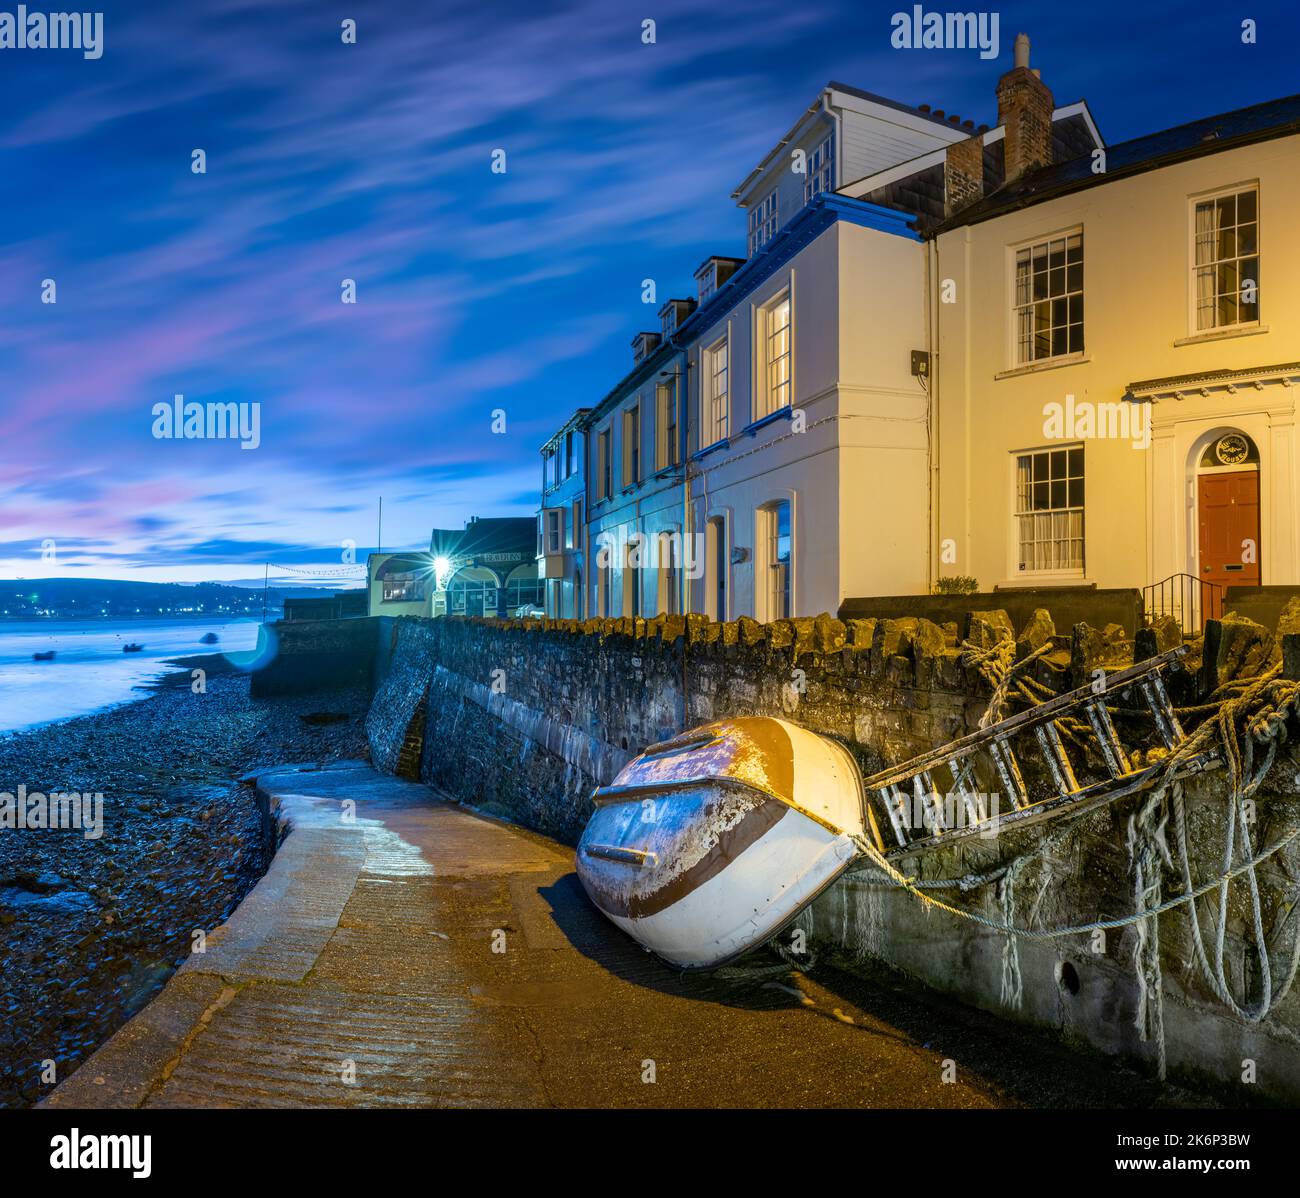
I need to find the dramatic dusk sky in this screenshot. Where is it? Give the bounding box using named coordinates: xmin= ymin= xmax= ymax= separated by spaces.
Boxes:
xmin=1 ymin=0 xmax=1294 ymax=584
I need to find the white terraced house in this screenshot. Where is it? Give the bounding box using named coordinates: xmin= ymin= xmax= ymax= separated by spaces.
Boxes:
xmin=542 ymin=34 xmax=1299 ymax=631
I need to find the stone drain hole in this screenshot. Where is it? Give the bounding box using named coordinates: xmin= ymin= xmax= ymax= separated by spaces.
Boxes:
xmin=1057 ymin=960 xmax=1080 ymax=996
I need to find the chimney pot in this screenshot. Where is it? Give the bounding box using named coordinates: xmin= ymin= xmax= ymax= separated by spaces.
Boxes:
xmin=997 ymin=33 xmax=1054 ymax=182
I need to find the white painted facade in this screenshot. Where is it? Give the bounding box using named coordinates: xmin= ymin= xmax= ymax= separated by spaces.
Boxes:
xmin=570 ymin=81 xmax=954 ymax=624
xmin=684 ymin=219 xmax=929 ymax=620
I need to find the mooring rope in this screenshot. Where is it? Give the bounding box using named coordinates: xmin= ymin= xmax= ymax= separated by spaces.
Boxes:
xmin=842 ymin=635 xmax=1300 ymax=1075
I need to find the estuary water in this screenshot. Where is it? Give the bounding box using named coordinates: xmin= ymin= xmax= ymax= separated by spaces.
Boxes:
xmin=0 ymin=618 xmax=264 ymax=734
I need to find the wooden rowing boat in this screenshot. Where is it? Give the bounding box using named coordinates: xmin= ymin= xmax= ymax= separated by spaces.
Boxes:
xmin=576 ymin=716 xmax=869 ymax=970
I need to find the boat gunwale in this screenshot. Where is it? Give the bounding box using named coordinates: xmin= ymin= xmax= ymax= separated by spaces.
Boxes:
xmin=589 ymin=773 xmax=849 ymax=838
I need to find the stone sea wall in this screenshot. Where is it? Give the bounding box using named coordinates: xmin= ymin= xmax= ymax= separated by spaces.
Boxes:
xmin=361 ymin=608 xmax=1300 ymax=1101
xmin=249 ymin=615 xmax=379 ymax=697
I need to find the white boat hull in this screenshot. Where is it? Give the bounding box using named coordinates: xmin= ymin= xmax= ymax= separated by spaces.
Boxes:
xmin=576 ymin=717 xmax=869 ymax=970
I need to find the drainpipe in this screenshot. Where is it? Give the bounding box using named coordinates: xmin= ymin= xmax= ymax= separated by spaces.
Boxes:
xmin=678 ymin=349 xmax=690 ymax=616
xmin=927 ymin=236 xmax=940 ymax=594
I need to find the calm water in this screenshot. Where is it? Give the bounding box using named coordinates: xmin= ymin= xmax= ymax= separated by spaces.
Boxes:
xmin=0 ymin=618 xmax=265 ymax=734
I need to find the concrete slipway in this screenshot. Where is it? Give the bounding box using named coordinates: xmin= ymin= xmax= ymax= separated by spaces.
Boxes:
xmin=43 ymin=761 xmax=1201 ymax=1108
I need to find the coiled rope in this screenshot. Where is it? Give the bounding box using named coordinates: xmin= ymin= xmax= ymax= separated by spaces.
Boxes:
xmin=845 ymin=658 xmax=1300 ymax=1043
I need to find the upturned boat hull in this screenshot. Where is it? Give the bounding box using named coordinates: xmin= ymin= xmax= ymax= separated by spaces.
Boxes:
xmin=576 ymin=717 xmax=870 ymax=970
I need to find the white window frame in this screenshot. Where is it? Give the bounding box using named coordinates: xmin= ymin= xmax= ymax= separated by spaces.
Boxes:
xmin=596 ymin=428 xmax=611 ymax=500
xmin=697 ymin=265 xmax=716 ymax=303
xmin=1188 ymin=182 xmax=1261 ymax=334
xmin=654 ymin=530 xmax=680 ymax=616
xmin=1011 ymin=445 xmax=1085 ymax=578
xmin=755 ymin=288 xmax=792 ymax=420
xmin=757 ymin=500 xmax=793 ymax=621
xmin=1010 ymin=228 xmax=1084 ymax=366
xmin=748 ymin=189 xmax=778 ymax=256
xmin=623 ymin=404 xmax=640 ymax=486
xmin=542 ymin=508 xmax=564 ymax=556
xmin=803 ymin=131 xmax=835 ymax=203
xmin=706 ymin=513 xmax=729 ymax=622
xmin=702 ymin=335 xmax=729 ymax=449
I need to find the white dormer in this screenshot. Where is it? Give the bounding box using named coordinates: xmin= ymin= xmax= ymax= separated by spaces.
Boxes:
xmin=733 ymin=82 xmax=973 ymax=253
xmin=631 ymin=330 xmax=661 ymax=364
xmin=693 ymin=256 xmax=745 ymax=304
xmin=658 ymin=298 xmax=696 ymax=338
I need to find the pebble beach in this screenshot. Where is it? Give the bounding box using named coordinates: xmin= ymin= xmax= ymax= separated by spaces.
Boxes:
xmin=0 ymin=656 xmax=370 ymax=1108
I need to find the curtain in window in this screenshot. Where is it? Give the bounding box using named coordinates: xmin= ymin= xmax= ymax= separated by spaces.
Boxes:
xmin=1194 ymin=199 xmax=1218 ymax=330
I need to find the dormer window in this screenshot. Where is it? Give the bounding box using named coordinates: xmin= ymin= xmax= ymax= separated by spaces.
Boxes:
xmin=631 ymin=331 xmax=661 ymax=364
xmin=748 ymin=190 xmax=778 ymax=256
xmin=658 ymin=299 xmax=695 ymax=338
xmin=694 ymin=256 xmax=744 ymax=305
xmin=803 ymin=132 xmax=835 ymax=203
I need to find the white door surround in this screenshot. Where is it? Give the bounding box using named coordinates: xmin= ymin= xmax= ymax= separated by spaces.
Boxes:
xmin=1142 ymin=366 xmax=1298 ymax=589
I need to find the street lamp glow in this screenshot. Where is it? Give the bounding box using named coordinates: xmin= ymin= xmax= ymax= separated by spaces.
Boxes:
xmin=433 ymin=556 xmax=452 ymax=589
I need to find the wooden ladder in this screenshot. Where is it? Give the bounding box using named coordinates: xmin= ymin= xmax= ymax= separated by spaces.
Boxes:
xmin=860 ymin=646 xmax=1216 ymax=857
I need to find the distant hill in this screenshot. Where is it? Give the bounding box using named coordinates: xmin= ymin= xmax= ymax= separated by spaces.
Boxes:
xmin=0 ymin=578 xmax=350 ymax=619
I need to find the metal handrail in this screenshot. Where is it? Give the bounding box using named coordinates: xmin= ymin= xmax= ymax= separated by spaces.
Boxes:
xmin=1143 ymin=572 xmax=1224 ymax=636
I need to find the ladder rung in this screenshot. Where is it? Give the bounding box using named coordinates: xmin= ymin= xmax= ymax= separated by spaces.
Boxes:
xmin=989 ymin=735 xmax=1028 ymax=810
xmin=878 ymin=784 xmax=910 ymax=847
xmin=947 ymin=756 xmax=986 ymax=829
xmin=1139 ymin=676 xmax=1184 ymax=748
xmin=1084 ymin=700 xmax=1131 ymax=778
xmin=1034 ymin=721 xmax=1079 ymax=798
xmin=913 ymin=771 xmax=945 ymax=834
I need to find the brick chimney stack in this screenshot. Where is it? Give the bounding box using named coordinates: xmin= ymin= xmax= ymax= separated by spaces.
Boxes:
xmin=944 ymin=135 xmax=984 ymax=217
xmin=996 ymin=33 xmax=1054 ymax=182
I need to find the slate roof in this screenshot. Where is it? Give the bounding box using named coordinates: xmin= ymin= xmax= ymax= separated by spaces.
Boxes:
xmin=828 ymin=80 xmax=987 ymax=134
xmin=936 ymin=93 xmax=1300 ymax=233
xmin=430 ymin=518 xmax=535 ymax=562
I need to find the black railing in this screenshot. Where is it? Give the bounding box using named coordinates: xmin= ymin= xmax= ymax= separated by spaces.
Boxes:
xmin=1143 ymin=573 xmax=1224 ymax=636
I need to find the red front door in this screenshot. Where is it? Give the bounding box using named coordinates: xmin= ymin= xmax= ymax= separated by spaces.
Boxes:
xmin=1198 ymin=469 xmax=1260 ymax=621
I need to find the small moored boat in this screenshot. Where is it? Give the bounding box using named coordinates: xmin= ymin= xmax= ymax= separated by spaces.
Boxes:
xmin=576 ymin=717 xmax=874 ymax=970
xmin=32 ymin=650 xmax=56 ymax=662
xmin=122 ymin=643 xmax=144 ymax=653
xmin=199 ymin=632 xmax=219 ymax=644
